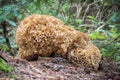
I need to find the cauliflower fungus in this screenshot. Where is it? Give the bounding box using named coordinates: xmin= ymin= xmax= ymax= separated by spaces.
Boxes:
xmin=16 ymin=14 xmax=101 ymax=69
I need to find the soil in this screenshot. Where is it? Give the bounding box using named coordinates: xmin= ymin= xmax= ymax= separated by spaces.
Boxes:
xmin=0 ymin=56 xmax=120 ymax=80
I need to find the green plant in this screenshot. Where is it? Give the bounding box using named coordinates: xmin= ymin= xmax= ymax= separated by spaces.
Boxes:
xmin=0 ymin=58 xmax=13 ymax=72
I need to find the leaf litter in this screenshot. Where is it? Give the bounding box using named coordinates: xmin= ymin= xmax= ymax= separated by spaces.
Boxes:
xmin=0 ymin=56 xmax=120 ymax=80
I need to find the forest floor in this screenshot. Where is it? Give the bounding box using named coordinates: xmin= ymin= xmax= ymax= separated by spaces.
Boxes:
xmin=0 ymin=56 xmax=120 ymax=80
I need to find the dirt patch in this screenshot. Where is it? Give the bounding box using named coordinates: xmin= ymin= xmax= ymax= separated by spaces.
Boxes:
xmin=0 ymin=56 xmax=120 ymax=80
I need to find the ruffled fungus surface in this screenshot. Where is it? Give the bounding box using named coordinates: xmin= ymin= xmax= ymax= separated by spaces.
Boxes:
xmin=16 ymin=14 xmax=101 ymax=69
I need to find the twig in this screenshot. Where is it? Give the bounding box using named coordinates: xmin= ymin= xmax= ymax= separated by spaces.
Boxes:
xmin=96 ymin=24 xmax=105 ymax=30
xmin=96 ymin=9 xmax=100 ymax=20
xmin=82 ymin=0 xmax=100 ymax=23
xmin=76 ymin=1 xmax=87 ymax=18
xmin=28 ymin=62 xmax=43 ymax=74
xmin=80 ymin=24 xmax=95 ymax=27
xmin=12 ymin=57 xmax=45 ymax=74
xmin=1 ymin=21 xmax=15 ymax=56
xmin=0 ymin=50 xmax=9 ymax=62
xmin=20 ymin=68 xmax=59 ymax=79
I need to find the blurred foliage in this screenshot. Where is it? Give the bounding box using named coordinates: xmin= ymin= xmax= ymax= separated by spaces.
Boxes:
xmin=0 ymin=0 xmax=120 ymax=65
xmin=0 ymin=58 xmax=13 ymax=72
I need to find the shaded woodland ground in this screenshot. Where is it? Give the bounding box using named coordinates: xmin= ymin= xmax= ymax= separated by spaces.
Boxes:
xmin=0 ymin=51 xmax=120 ymax=80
